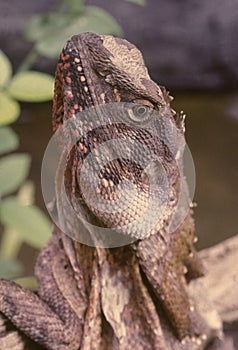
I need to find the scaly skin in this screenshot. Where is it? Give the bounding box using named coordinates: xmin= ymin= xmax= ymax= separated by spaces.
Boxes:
xmin=0 ymin=33 xmax=220 ymax=350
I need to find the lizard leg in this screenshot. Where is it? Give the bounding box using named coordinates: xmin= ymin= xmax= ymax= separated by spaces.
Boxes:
xmin=134 ymin=231 xmax=197 ymax=340
xmin=0 ymin=278 xmax=79 ymax=350
xmin=0 ymin=233 xmax=86 ymax=350
xmin=134 ymin=214 xmax=205 ymax=340
xmin=0 ymin=313 xmax=24 ymax=350
xmin=39 ymin=232 xmax=103 ymax=350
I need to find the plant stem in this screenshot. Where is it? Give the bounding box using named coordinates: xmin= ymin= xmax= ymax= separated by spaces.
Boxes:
xmin=0 ymin=228 xmax=23 ymax=260
xmin=17 ymin=46 xmax=39 ymax=73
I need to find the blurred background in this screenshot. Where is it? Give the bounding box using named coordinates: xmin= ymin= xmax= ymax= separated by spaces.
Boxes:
xmin=0 ymin=0 xmax=237 ymax=280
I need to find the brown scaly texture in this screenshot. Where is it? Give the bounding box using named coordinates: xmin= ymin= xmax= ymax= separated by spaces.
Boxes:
xmin=0 ymin=33 xmax=222 ymax=350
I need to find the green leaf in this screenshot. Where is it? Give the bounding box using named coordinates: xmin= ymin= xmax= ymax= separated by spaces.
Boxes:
xmin=35 ymin=7 xmax=123 ymax=59
xmin=83 ymin=6 xmax=123 ymax=35
xmin=24 ymin=13 xmax=68 ymax=43
xmin=0 ymin=197 xmax=51 ymax=249
xmin=7 ymin=71 xmax=54 ymax=102
xmin=0 ymin=92 xmax=20 ymax=126
xmin=0 ymin=127 xmax=19 ymax=155
xmin=68 ymin=0 xmax=85 ymax=18
xmin=0 ymin=256 xmax=23 ymax=278
xmin=0 ymin=50 xmax=12 ymax=88
xmin=125 ymin=0 xmax=146 ymax=5
xmin=0 ymin=153 xmax=31 ymax=197
xmin=14 ymin=276 xmax=38 ymax=290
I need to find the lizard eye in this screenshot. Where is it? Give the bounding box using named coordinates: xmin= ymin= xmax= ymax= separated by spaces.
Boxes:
xmin=126 ymin=102 xmax=154 ymax=123
xmin=132 ymin=105 xmax=149 ymax=118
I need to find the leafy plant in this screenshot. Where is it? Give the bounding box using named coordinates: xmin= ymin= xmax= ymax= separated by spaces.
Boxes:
xmin=0 ymin=50 xmax=54 ymax=126
xmin=20 ymin=0 xmax=145 ymax=71
xmin=0 ymin=51 xmax=52 ymax=283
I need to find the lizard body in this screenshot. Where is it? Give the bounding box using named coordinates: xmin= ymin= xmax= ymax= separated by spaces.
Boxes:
xmin=0 ymin=33 xmax=222 ymax=350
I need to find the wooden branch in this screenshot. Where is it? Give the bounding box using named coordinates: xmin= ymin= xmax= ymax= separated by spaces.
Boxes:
xmin=199 ymin=234 xmax=238 ymax=323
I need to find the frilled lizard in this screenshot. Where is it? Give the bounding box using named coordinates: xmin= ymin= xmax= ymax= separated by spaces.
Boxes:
xmin=0 ymin=33 xmax=223 ymax=350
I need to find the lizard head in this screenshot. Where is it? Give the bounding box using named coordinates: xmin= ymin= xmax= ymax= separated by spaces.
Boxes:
xmin=76 ymin=33 xmax=166 ymax=106
xmin=53 ymin=32 xmax=175 ymax=129
xmin=53 ymin=32 xmax=184 ymax=245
